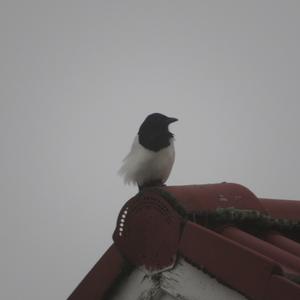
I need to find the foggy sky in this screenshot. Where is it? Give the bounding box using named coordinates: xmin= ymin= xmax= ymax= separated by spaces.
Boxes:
xmin=1 ymin=1 xmax=300 ymax=299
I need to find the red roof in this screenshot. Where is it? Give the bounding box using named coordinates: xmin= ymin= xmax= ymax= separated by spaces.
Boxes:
xmin=68 ymin=183 xmax=300 ymax=300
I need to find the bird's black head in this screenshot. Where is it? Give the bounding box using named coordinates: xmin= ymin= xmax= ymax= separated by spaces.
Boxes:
xmin=138 ymin=113 xmax=178 ymax=151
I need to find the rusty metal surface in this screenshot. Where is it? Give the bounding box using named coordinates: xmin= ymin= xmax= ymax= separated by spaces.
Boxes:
xmin=113 ymin=189 xmax=183 ymax=272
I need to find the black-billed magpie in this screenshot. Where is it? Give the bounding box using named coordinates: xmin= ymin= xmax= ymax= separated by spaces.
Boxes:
xmin=119 ymin=113 xmax=178 ymax=190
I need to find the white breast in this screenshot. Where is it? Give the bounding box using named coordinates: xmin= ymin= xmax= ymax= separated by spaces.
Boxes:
xmin=118 ymin=136 xmax=175 ymax=186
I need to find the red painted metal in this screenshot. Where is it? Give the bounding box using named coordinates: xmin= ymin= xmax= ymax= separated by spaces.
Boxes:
xmin=266 ymin=275 xmax=300 ymax=300
xmin=164 ymin=183 xmax=266 ymax=213
xmin=68 ymin=183 xmax=300 ymax=300
xmin=260 ymin=198 xmax=300 ymax=221
xmin=220 ymin=226 xmax=300 ymax=274
xmin=67 ymin=245 xmax=126 ymax=300
xmin=264 ymin=232 xmax=300 ymax=258
xmin=113 ymin=189 xmax=183 ymax=272
xmin=179 ymin=221 xmax=282 ymax=300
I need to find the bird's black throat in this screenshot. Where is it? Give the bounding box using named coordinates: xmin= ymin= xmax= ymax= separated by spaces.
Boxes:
xmin=138 ymin=131 xmax=173 ymax=152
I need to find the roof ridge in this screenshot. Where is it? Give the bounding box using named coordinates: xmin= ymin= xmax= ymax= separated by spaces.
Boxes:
xmin=141 ymin=188 xmax=300 ymax=239
xmin=189 ymin=207 xmax=300 ymax=238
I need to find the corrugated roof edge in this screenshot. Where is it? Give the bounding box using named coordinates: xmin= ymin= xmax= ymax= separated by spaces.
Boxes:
xmin=67 ymin=183 xmax=300 ymax=300
xmin=179 ymin=221 xmax=284 ymax=300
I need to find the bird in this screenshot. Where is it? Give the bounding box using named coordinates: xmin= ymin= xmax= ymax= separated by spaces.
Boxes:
xmin=119 ymin=113 xmax=178 ymax=190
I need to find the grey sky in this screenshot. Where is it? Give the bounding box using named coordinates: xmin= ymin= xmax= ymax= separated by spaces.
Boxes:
xmin=1 ymin=1 xmax=300 ymax=299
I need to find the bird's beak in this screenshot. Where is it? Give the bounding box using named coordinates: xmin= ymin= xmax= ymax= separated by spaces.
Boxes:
xmin=167 ymin=117 xmax=178 ymax=124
